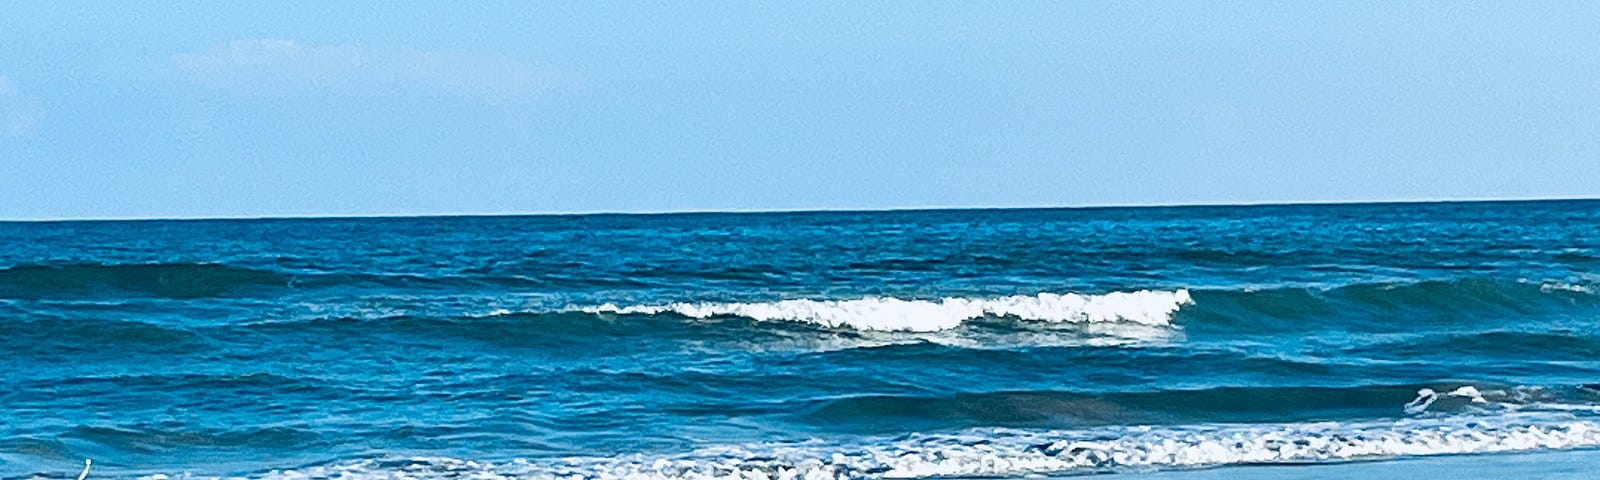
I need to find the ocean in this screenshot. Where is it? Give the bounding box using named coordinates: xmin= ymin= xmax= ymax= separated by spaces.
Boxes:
xmin=3 ymin=200 xmax=1600 ymax=479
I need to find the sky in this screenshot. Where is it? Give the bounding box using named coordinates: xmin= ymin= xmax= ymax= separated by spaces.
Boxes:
xmin=1 ymin=2 xmax=1597 ymax=219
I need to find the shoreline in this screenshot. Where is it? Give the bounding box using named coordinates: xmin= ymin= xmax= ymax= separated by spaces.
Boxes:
xmin=1093 ymin=449 xmax=1600 ymax=480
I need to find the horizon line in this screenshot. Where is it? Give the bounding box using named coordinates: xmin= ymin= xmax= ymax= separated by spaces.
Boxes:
xmin=3 ymin=195 xmax=1596 ymax=223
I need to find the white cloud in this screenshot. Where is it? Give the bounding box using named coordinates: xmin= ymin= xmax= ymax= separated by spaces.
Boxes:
xmin=172 ymin=39 xmax=557 ymax=102
xmin=0 ymin=74 xmax=45 ymax=137
xmin=172 ymin=39 xmax=367 ymax=86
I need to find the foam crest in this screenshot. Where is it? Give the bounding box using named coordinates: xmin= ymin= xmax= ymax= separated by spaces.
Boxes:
xmin=1540 ymin=282 xmax=1597 ymax=294
xmin=577 ymin=290 xmax=1192 ymax=332
xmin=1404 ymin=386 xmax=1490 ymax=415
xmin=207 ymin=415 xmax=1600 ymax=480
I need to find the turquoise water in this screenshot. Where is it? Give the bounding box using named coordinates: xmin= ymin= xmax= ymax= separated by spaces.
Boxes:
xmin=3 ymin=200 xmax=1600 ymax=478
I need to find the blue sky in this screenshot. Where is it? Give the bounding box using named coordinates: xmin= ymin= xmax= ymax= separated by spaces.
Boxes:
xmin=2 ymin=2 xmax=1597 ymax=219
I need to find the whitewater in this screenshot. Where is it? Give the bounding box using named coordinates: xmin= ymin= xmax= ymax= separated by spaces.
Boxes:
xmin=576 ymin=290 xmax=1194 ymax=331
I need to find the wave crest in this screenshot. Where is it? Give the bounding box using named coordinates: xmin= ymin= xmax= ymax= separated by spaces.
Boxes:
xmin=577 ymin=290 xmax=1193 ymax=332
xmin=0 ymin=262 xmax=290 ymax=299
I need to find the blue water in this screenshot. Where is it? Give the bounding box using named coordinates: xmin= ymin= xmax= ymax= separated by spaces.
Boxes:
xmin=4 ymin=201 xmax=1600 ymax=479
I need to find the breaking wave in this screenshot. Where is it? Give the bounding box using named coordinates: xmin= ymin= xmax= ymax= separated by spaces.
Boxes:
xmin=184 ymin=414 xmax=1600 ymax=480
xmin=576 ymin=290 xmax=1194 ymax=332
xmin=568 ymin=278 xmax=1600 ymax=334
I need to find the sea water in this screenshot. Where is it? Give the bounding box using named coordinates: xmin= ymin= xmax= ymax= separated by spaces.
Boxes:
xmin=3 ymin=201 xmax=1600 ymax=478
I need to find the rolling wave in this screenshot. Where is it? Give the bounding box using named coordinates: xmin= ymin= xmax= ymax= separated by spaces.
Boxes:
xmin=0 ymin=262 xmax=548 ymax=300
xmin=1345 ymin=330 xmax=1600 ymax=360
xmin=577 ymin=290 xmax=1194 ymax=332
xmin=1176 ymin=278 xmax=1600 ymax=336
xmin=568 ymin=278 xmax=1600 ymax=333
xmin=0 ymin=263 xmax=291 ymax=299
xmin=0 ymin=317 xmax=208 ymax=355
xmin=67 ymin=424 xmax=325 ymax=451
xmin=3 ymin=278 xmax=1593 ymax=354
xmin=1205 ymin=278 xmax=1600 ymax=314
xmin=5 ymin=272 xmax=1596 ymax=342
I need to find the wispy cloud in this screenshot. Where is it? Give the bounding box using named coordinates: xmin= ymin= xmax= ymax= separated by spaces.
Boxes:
xmin=171 ymin=39 xmax=559 ymax=102
xmin=0 ymin=74 xmax=45 ymax=137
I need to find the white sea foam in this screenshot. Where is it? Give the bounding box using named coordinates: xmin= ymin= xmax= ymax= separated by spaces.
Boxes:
xmin=1404 ymin=386 xmax=1490 ymax=415
xmin=198 ymin=414 xmax=1600 ymax=480
xmin=576 ymin=290 xmax=1194 ymax=332
xmin=1401 ymin=385 xmax=1600 ymax=416
xmin=1540 ymin=282 xmax=1596 ymax=294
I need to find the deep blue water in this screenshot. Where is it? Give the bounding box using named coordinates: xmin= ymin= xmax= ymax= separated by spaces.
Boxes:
xmin=4 ymin=201 xmax=1600 ymax=479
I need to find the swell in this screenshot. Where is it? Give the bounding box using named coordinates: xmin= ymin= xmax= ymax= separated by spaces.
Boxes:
xmin=565 ymin=278 xmax=1600 ymax=333
xmin=0 ymin=263 xmax=292 ymax=299
xmin=0 ymin=317 xmax=209 ymax=356
xmin=1321 ymin=278 xmax=1600 ymax=312
xmin=1345 ymin=330 xmax=1600 ymax=361
xmin=39 ymin=371 xmax=320 ymax=391
xmin=65 ymin=424 xmax=326 ymax=452
xmin=8 ymin=276 xmax=1594 ymax=345
xmin=4 ymin=372 xmax=354 ymax=408
xmin=148 ymin=277 xmax=1600 ymax=342
xmin=224 ymin=311 xmax=676 ymax=349
xmin=802 ymin=382 xmax=1597 ymax=429
xmin=0 ymin=262 xmax=559 ymax=300
xmin=1184 ymin=278 xmax=1600 ymax=333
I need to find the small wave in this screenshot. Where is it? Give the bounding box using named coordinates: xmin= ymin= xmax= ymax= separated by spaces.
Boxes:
xmin=1345 ymin=330 xmax=1600 ymax=361
xmin=180 ymin=414 xmax=1600 ymax=480
xmin=807 ymin=384 xmax=1432 ymax=429
xmin=0 ymin=262 xmax=291 ymax=299
xmin=69 ymin=424 xmax=324 ymax=452
xmin=1330 ymin=278 xmax=1600 ymax=307
xmin=803 ymin=381 xmax=1600 ymax=430
xmin=5 ymin=372 xmax=352 ymax=405
xmin=1185 ymin=278 xmax=1600 ymax=333
xmin=576 ymin=290 xmax=1193 ymax=332
xmin=0 ymin=318 xmax=207 ymax=356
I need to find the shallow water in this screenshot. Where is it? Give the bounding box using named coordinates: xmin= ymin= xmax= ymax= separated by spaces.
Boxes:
xmin=3 ymin=201 xmax=1600 ymax=478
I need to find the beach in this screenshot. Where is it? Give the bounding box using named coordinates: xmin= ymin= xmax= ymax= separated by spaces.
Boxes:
xmin=1102 ymin=449 xmax=1600 ymax=480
